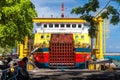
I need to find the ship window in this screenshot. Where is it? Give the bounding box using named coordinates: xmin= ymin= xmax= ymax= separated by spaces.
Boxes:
xmin=61 ymin=24 xmax=65 ymax=28
xmin=47 ymin=35 xmax=49 ymax=38
xmin=49 ymin=24 xmax=53 ymax=28
xmin=41 ymin=35 xmax=44 ymax=39
xmin=36 ymin=23 xmax=41 ymax=26
xmin=55 ymin=24 xmax=59 ymax=28
xmin=66 ymin=24 xmax=70 ymax=28
xmin=75 ymin=35 xmax=78 ymax=38
xmin=44 ymin=24 xmax=47 ymax=28
xmin=84 ymin=23 xmax=90 ymax=28
xmin=82 ymin=27 xmax=84 ymax=30
xmin=81 ymin=35 xmax=84 ymax=39
xmin=72 ymin=24 xmax=76 ymax=28
xmin=78 ymin=24 xmax=81 ymax=28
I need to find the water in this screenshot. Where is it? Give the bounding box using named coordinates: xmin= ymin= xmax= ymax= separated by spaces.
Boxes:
xmin=104 ymin=55 xmax=120 ymax=68
xmin=104 ymin=55 xmax=120 ymax=61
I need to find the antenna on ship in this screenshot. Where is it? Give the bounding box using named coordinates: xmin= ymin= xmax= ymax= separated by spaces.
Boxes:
xmin=61 ymin=2 xmax=64 ymax=18
xmin=51 ymin=15 xmax=53 ymax=18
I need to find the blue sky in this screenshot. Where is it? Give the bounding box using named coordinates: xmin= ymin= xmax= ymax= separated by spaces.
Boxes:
xmin=31 ymin=0 xmax=120 ymax=52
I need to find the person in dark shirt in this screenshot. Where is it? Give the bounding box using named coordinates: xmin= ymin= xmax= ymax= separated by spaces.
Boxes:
xmin=18 ymin=57 xmax=29 ymax=80
xmin=22 ymin=57 xmax=28 ymax=69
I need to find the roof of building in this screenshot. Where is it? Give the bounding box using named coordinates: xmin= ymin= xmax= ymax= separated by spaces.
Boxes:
xmin=32 ymin=18 xmax=86 ymax=23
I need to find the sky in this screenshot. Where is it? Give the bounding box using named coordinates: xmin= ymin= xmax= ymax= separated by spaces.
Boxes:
xmin=31 ymin=0 xmax=120 ymax=52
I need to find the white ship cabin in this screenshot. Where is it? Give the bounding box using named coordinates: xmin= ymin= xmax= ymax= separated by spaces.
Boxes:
xmin=34 ymin=22 xmax=89 ymax=34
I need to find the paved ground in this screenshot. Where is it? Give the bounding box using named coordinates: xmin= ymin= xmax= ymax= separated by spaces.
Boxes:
xmin=1 ymin=68 xmax=120 ymax=80
xmin=28 ymin=68 xmax=120 ymax=80
xmin=0 ymin=70 xmax=2 ymax=77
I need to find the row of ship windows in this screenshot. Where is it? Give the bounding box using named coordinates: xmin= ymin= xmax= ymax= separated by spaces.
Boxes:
xmin=42 ymin=24 xmax=82 ymax=28
xmin=40 ymin=35 xmax=84 ymax=39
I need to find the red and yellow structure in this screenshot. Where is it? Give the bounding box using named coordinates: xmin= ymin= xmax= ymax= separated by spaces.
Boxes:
xmin=32 ymin=18 xmax=91 ymax=68
xmin=17 ymin=2 xmax=104 ymax=70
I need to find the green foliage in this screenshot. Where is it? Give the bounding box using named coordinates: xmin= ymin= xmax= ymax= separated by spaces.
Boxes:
xmin=80 ymin=14 xmax=98 ymax=38
xmin=0 ymin=46 xmax=12 ymax=55
xmin=71 ymin=0 xmax=120 ymax=38
xmin=71 ymin=0 xmax=99 ymax=15
xmin=110 ymin=15 xmax=120 ymax=25
xmin=107 ymin=6 xmax=118 ymax=15
xmin=116 ymin=0 xmax=120 ymax=3
xmin=0 ymin=0 xmax=37 ymax=47
xmin=101 ymin=5 xmax=120 ymax=25
xmin=101 ymin=11 xmax=109 ymax=19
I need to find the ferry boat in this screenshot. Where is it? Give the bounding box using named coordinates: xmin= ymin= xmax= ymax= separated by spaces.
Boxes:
xmin=32 ymin=3 xmax=91 ymax=69
xmin=32 ymin=18 xmax=91 ymax=68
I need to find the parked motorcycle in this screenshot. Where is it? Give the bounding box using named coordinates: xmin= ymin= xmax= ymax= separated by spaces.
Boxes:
xmin=0 ymin=57 xmax=29 ymax=80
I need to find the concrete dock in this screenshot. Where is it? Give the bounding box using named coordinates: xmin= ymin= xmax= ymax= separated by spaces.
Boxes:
xmin=28 ymin=68 xmax=120 ymax=80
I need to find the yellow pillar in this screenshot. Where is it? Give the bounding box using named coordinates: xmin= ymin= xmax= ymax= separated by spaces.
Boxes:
xmin=17 ymin=42 xmax=19 ymax=55
xmin=95 ymin=31 xmax=99 ymax=50
xmin=98 ymin=17 xmax=103 ymax=59
xmin=19 ymin=36 xmax=29 ymax=59
xmin=24 ymin=35 xmax=28 ymax=49
xmin=88 ymin=63 xmax=95 ymax=70
xmin=23 ymin=35 xmax=29 ymax=57
xmin=95 ymin=30 xmax=99 ymax=58
xmin=93 ymin=18 xmax=99 ymax=59
xmin=19 ymin=43 xmax=23 ymax=59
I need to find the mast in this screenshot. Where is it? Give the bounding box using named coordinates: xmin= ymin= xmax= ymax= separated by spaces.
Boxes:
xmin=61 ymin=2 xmax=64 ymax=18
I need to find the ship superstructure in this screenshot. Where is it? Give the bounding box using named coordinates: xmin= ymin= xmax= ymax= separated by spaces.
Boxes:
xmin=33 ymin=18 xmax=91 ymax=68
